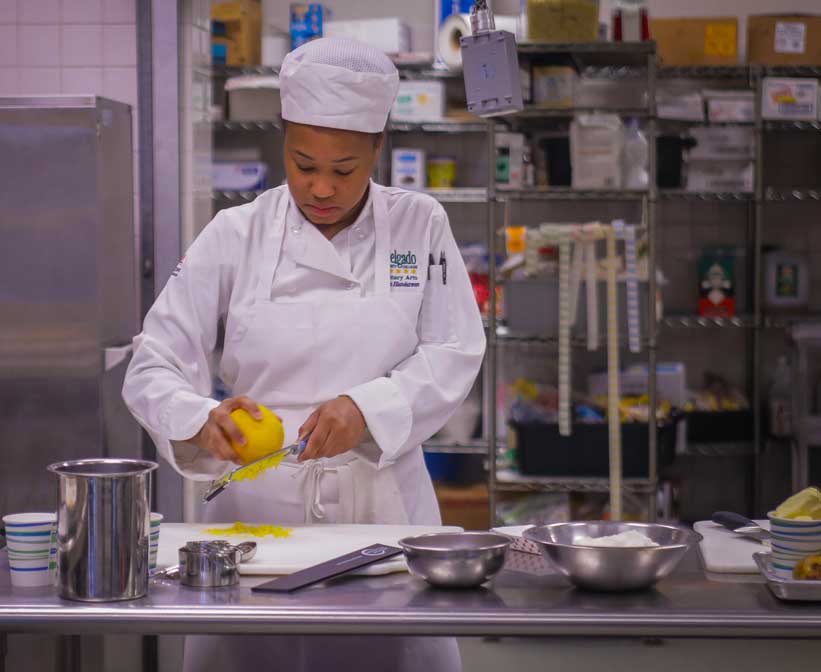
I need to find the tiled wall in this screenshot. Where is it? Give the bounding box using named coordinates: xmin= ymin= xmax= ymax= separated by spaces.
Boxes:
xmin=0 ymin=0 xmax=140 ymax=262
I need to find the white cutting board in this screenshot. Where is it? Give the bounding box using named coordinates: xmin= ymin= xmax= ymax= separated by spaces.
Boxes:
xmin=694 ymin=520 xmax=770 ymax=574
xmin=157 ymin=523 xmax=462 ymax=576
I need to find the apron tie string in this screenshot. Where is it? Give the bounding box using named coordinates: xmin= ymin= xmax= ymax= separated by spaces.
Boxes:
xmin=296 ymin=460 xmax=327 ymax=523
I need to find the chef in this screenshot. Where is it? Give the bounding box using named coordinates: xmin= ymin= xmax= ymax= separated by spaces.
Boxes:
xmin=123 ymin=37 xmax=485 ymax=671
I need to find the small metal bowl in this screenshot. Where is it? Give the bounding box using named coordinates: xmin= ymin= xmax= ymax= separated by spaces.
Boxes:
xmin=524 ymin=521 xmax=701 ymax=592
xmin=399 ymin=532 xmax=511 ymax=588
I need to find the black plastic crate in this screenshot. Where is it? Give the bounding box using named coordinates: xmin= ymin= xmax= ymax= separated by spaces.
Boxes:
xmin=511 ymin=415 xmax=680 ymax=478
xmin=685 ymin=410 xmax=753 ymax=443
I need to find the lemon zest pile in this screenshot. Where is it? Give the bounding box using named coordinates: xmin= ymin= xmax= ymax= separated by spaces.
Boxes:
xmin=204 ymin=522 xmax=293 ymax=538
xmin=232 ymin=452 xmax=287 ymax=481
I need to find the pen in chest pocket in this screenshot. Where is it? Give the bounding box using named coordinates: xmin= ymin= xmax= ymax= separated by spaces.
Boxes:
xmin=428 ymin=253 xmax=435 ymax=281
xmin=439 ymin=251 xmax=447 ymax=285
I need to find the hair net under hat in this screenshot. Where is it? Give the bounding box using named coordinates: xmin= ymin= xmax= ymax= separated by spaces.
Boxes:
xmin=280 ymin=37 xmax=400 ymax=134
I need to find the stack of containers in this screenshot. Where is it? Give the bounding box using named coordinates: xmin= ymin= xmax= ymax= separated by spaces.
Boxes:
xmin=2 ymin=513 xmax=56 ymax=587
xmin=149 ymin=513 xmax=163 ymax=574
xmin=768 ymin=514 xmax=821 ymax=579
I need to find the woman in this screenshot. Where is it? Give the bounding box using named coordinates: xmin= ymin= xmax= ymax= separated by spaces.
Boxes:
xmin=123 ymin=37 xmax=485 ymax=670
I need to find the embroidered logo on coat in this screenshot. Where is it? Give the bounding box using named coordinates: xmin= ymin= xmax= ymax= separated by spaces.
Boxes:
xmin=390 ymin=249 xmax=420 ymax=289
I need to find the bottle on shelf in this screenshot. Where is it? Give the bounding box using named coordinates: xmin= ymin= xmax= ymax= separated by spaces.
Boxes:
xmin=612 ymin=0 xmax=650 ymax=42
xmin=622 ymin=117 xmax=648 ymax=190
xmin=768 ymin=355 xmax=793 ymax=438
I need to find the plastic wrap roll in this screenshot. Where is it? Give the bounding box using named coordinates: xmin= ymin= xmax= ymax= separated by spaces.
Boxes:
xmin=437 ymin=13 xmax=520 ymax=69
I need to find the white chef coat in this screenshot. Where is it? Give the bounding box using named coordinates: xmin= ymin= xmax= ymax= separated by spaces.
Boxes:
xmin=122 ymin=182 xmax=484 ymax=671
xmin=123 ymin=180 xmax=485 ymax=526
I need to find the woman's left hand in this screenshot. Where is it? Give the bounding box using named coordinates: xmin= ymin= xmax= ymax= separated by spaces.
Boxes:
xmin=298 ymin=396 xmax=367 ymax=462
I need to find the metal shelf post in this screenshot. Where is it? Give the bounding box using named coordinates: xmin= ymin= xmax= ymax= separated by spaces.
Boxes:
xmin=646 ymin=48 xmax=658 ymax=522
xmin=752 ymin=66 xmax=764 ymax=515
xmin=486 ymin=120 xmax=498 ymax=527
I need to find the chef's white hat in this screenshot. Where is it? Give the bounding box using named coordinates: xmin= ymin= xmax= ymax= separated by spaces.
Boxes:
xmin=280 ymin=37 xmax=399 ymax=134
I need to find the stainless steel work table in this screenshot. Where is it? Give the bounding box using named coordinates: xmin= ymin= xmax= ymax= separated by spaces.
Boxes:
xmin=1 ymin=550 xmax=820 ymax=639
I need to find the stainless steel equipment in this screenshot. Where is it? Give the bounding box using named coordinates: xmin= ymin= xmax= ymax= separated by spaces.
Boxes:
xmin=0 ymin=96 xmax=140 ymax=516
xmin=48 ymin=458 xmax=157 ymax=602
xmin=154 ymin=540 xmax=257 ymax=582
xmin=754 ymin=552 xmax=821 ymax=602
xmin=399 ymin=532 xmax=510 ymax=588
xmin=524 ymin=521 xmax=701 ymax=591
xmin=177 ymin=540 xmax=244 ymax=588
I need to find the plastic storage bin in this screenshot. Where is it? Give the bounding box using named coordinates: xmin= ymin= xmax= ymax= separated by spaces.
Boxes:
xmin=511 ymin=414 xmax=680 ymax=478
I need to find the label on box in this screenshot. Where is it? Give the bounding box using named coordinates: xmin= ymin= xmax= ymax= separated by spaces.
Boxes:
xmin=763 ymin=78 xmax=818 ymax=120
xmin=704 ymin=23 xmax=736 ymax=58
xmin=775 ymin=22 xmax=806 ymax=54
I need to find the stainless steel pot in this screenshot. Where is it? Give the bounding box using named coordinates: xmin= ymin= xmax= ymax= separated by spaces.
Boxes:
xmin=47 ymin=458 xmax=158 ymax=602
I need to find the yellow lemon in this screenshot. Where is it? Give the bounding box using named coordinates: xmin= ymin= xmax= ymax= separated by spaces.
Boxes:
xmin=774 ymin=487 xmax=821 ymax=520
xmin=230 ymin=406 xmax=285 ymax=465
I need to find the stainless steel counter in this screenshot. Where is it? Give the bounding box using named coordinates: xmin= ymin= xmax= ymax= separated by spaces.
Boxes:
xmin=1 ymin=549 xmax=820 ymax=639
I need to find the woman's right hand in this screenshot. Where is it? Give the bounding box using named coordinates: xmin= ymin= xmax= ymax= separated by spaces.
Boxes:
xmin=186 ymin=396 xmax=263 ymax=465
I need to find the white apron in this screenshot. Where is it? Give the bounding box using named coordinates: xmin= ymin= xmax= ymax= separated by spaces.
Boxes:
xmin=183 ymin=188 xmax=460 ymax=671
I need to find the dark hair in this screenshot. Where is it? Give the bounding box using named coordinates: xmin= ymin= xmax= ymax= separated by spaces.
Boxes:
xmin=281 ymin=118 xmax=383 ymax=145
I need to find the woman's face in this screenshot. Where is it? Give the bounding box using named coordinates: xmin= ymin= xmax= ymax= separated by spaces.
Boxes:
xmin=284 ymin=122 xmax=382 ymax=227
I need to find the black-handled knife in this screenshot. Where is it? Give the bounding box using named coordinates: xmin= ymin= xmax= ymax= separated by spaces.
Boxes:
xmin=712 ymin=511 xmax=770 ymax=542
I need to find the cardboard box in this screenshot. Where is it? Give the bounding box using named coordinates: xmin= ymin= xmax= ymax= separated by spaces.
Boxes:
xmin=651 ymin=17 xmax=738 ymax=66
xmin=748 ymin=14 xmax=821 ymax=65
xmin=657 ymin=92 xmax=705 ymax=121
xmin=391 ymin=80 xmax=446 ymax=122
xmin=391 ymin=148 xmax=425 ymax=190
xmin=532 ymin=66 xmax=577 ymax=109
xmin=324 ymin=17 xmax=411 ymax=54
xmin=570 ymin=114 xmax=623 ymax=190
xmin=705 ymin=90 xmax=754 ymax=123
xmin=433 ymin=483 xmax=489 ymax=531
xmin=212 ymin=0 xmax=261 ymax=67
xmin=762 ymin=77 xmax=819 ymax=120
xmin=290 ymin=3 xmax=327 ymax=50
xmin=685 ymin=160 xmax=753 ymax=193
xmin=687 ymin=126 xmax=754 ymax=161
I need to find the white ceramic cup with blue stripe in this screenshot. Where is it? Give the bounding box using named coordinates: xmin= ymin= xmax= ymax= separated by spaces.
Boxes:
xmin=3 ymin=512 xmax=57 ymax=587
xmin=768 ymin=512 xmax=821 ymax=579
xmin=149 ymin=512 xmax=163 ymax=574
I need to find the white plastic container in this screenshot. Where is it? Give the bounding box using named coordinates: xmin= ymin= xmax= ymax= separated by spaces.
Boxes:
xmin=391 ymin=148 xmax=426 ymax=190
xmin=768 ymin=356 xmax=793 ymax=438
xmin=687 ymin=126 xmax=754 ymax=161
xmin=212 ymin=162 xmax=268 ymax=191
xmin=324 ymin=17 xmax=411 ymax=54
xmin=391 ymin=80 xmax=446 ymax=122
xmin=622 ymin=118 xmax=648 ymax=189
xmin=226 ymin=75 xmax=281 ymax=122
xmin=704 ymin=90 xmax=754 ymax=123
xmin=570 ymin=114 xmax=623 ymax=190
xmin=685 ymin=160 xmax=753 ymax=192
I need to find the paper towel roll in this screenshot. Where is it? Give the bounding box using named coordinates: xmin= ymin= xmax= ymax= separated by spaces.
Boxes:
xmin=437 ymin=13 xmax=519 ymax=69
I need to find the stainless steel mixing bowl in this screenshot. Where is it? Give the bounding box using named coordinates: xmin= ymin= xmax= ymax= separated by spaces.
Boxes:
xmin=524 ymin=521 xmax=701 ymax=591
xmin=399 ymin=532 xmax=511 ymax=588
